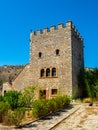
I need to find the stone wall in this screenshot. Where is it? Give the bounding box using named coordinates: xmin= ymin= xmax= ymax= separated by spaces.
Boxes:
xmin=12 ymin=20 xmax=84 ymax=99
xmin=12 ymin=64 xmax=33 ymax=91
xmin=71 ymin=25 xmax=84 ymax=96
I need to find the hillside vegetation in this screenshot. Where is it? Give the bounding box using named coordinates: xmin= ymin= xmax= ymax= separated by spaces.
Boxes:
xmin=0 ymin=65 xmax=25 ymax=84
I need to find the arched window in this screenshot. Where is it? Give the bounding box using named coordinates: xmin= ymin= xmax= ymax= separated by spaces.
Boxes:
xmin=46 ymin=68 xmax=50 ymax=77
xmin=56 ymin=49 xmax=60 ymax=55
xmin=52 ymin=68 xmax=56 ymax=77
xmin=40 ymin=69 xmax=44 ymax=77
xmin=39 ymin=52 xmax=42 ymax=58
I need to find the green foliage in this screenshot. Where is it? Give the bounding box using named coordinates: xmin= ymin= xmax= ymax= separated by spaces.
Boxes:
xmin=0 ymin=96 xmax=4 ymax=102
xmin=32 ymin=99 xmax=48 ymax=118
xmin=93 ymin=82 xmax=98 ymax=99
xmin=0 ymin=86 xmax=35 ymax=125
xmin=18 ymin=86 xmax=35 ymax=108
xmin=85 ymin=69 xmax=98 ymax=99
xmin=0 ymin=101 xmax=9 ymax=114
xmin=32 ymin=95 xmax=71 ymax=118
xmin=78 ymin=68 xmax=98 ymax=99
xmin=47 ymin=98 xmax=57 ymax=113
xmin=4 ymin=90 xmax=21 ymax=110
xmin=6 ymin=107 xmax=26 ymax=126
xmin=0 ymin=101 xmax=9 ymax=122
xmin=61 ymin=95 xmax=71 ymax=106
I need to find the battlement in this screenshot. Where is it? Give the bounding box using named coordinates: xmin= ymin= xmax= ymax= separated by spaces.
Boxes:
xmin=72 ymin=25 xmax=83 ymax=42
xmin=30 ymin=20 xmax=83 ymax=41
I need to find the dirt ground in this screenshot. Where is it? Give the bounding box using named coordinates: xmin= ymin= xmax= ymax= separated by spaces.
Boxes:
xmin=53 ymin=105 xmax=98 ymax=130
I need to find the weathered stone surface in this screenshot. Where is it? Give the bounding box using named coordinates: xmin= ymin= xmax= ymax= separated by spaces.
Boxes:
xmin=12 ymin=21 xmax=84 ymax=99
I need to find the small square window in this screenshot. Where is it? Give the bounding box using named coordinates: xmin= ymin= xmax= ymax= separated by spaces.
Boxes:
xmin=51 ymin=89 xmax=57 ymax=95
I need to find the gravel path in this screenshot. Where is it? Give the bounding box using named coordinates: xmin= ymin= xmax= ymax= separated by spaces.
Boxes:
xmin=52 ymin=105 xmax=98 ymax=130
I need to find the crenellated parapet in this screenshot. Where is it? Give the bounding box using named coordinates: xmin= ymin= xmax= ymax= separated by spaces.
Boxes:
xmin=71 ymin=24 xmax=83 ymax=42
xmin=30 ymin=20 xmax=83 ymax=42
xmin=30 ymin=21 xmax=71 ymax=37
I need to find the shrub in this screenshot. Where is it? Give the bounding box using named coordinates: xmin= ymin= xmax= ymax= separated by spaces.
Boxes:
xmin=83 ymin=98 xmax=91 ymax=103
xmin=32 ymin=95 xmax=71 ymax=118
xmin=4 ymin=90 xmax=21 ymax=110
xmin=46 ymin=99 xmax=57 ymax=113
xmin=18 ymin=86 xmax=35 ymax=108
xmin=0 ymin=96 xmax=4 ymax=102
xmin=54 ymin=96 xmax=64 ymax=109
xmin=62 ymin=95 xmax=71 ymax=106
xmin=32 ymin=99 xmax=48 ymax=118
xmin=0 ymin=101 xmax=9 ymax=122
xmin=6 ymin=107 xmax=26 ymax=126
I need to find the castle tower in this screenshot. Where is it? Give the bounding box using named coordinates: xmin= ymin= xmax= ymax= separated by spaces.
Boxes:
xmin=29 ymin=21 xmax=84 ymax=99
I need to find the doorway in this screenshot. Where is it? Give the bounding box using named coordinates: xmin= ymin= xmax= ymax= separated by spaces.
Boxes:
xmin=39 ymin=90 xmax=46 ymax=99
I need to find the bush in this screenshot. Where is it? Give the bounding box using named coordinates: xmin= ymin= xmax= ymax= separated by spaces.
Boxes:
xmin=0 ymin=96 xmax=4 ymax=102
xmin=54 ymin=96 xmax=64 ymax=109
xmin=5 ymin=107 xmax=26 ymax=126
xmin=32 ymin=99 xmax=48 ymax=118
xmin=18 ymin=86 xmax=35 ymax=108
xmin=83 ymin=98 xmax=91 ymax=103
xmin=32 ymin=95 xmax=71 ymax=118
xmin=4 ymin=90 xmax=22 ymax=110
xmin=62 ymin=95 xmax=71 ymax=106
xmin=47 ymin=99 xmax=57 ymax=113
xmin=0 ymin=101 xmax=9 ymax=122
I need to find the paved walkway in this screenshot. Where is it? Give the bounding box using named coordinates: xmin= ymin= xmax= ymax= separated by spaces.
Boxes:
xmin=0 ymin=104 xmax=80 ymax=130
xmin=18 ymin=104 xmax=80 ymax=130
xmin=52 ymin=104 xmax=98 ymax=130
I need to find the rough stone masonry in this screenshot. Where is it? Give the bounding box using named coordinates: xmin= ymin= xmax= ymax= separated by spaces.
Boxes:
xmin=4 ymin=21 xmax=84 ymax=99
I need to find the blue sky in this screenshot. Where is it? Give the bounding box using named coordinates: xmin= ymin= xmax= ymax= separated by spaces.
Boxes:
xmin=0 ymin=0 xmax=98 ymax=68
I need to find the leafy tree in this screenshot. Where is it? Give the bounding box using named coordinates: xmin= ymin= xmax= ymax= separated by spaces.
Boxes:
xmin=85 ymin=69 xmax=98 ymax=99
xmin=78 ymin=68 xmax=98 ymax=99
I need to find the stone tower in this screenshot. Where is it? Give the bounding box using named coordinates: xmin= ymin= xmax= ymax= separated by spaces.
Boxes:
xmin=29 ymin=21 xmax=84 ymax=98
xmin=11 ymin=20 xmax=84 ymax=99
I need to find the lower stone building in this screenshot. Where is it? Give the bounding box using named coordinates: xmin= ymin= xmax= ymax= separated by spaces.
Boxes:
xmin=3 ymin=20 xmax=84 ymax=99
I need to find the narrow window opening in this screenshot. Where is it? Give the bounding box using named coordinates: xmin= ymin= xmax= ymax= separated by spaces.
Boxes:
xmin=39 ymin=52 xmax=42 ymax=58
xmin=40 ymin=69 xmax=44 ymax=77
xmin=52 ymin=68 xmax=56 ymax=77
xmin=46 ymin=68 xmax=50 ymax=77
xmin=39 ymin=90 xmax=46 ymax=99
xmin=56 ymin=49 xmax=60 ymax=55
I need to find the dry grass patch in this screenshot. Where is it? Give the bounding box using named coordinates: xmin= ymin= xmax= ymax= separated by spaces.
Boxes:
xmin=85 ymin=107 xmax=98 ymax=115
